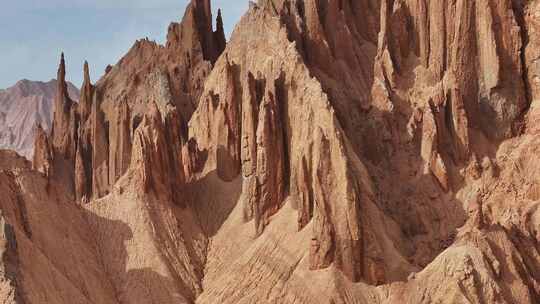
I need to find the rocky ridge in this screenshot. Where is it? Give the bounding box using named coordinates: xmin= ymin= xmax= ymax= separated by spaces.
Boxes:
xmin=0 ymin=0 xmax=539 ymax=303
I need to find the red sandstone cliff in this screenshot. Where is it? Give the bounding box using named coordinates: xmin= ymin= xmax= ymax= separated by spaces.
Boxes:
xmin=0 ymin=0 xmax=538 ymax=303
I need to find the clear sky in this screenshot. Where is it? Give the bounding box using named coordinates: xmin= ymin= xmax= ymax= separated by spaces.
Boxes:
xmin=0 ymin=0 xmax=249 ymax=89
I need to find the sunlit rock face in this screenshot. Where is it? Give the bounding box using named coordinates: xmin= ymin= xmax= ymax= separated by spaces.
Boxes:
xmin=0 ymin=0 xmax=538 ymax=303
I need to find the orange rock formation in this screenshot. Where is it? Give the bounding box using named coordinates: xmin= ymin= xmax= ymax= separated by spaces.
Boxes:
xmin=0 ymin=0 xmax=538 ymax=303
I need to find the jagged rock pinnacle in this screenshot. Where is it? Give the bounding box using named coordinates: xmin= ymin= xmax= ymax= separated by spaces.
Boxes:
xmin=216 ymin=9 xmax=224 ymax=29
xmin=8 ymin=1 xmax=538 ymax=303
xmin=58 ymin=52 xmax=66 ymax=82
xmin=79 ymin=60 xmax=94 ymax=123
xmin=214 ymin=9 xmax=226 ymax=55
xmin=83 ymin=60 xmax=90 ymax=84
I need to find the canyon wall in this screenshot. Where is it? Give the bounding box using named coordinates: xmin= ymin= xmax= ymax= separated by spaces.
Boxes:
xmin=0 ymin=0 xmax=538 ymax=303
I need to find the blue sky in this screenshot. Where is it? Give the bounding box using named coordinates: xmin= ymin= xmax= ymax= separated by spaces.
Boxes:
xmin=0 ymin=0 xmax=248 ymax=89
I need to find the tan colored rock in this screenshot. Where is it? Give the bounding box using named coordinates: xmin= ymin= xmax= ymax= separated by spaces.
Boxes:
xmin=51 ymin=53 xmax=78 ymax=158
xmin=190 ymin=1 xmax=410 ymax=286
xmin=182 ymin=137 xmax=207 ymax=180
xmin=0 ymin=212 xmax=20 ymax=304
xmin=0 ymin=153 xmax=118 ymax=304
xmin=74 ymin=142 xmax=88 ymax=203
xmin=524 ymin=1 xmax=540 ymax=132
xmin=189 ymin=59 xmax=241 ymax=182
xmin=525 ymin=1 xmax=540 ymax=101
xmin=90 ymin=87 xmax=110 ymax=198
xmin=109 ymin=98 xmax=131 ymax=184
xmin=253 ymin=89 xmax=286 ymax=234
xmin=32 ymin=124 xmax=52 ymax=176
xmin=79 ymin=61 xmax=93 ymax=122
xmin=239 ymin=73 xmax=263 ymax=220
xmin=295 ymin=154 xmax=313 ymax=230
xmin=73 ymin=63 xmax=95 ymax=203
xmin=131 ymin=102 xmax=170 ymax=196
xmin=41 ymin=0 xmax=225 ymax=202
xmin=2 ymin=0 xmax=540 ymax=303
xmin=379 ymin=0 xmax=528 ymax=140
xmin=421 ymin=102 xmax=449 ymax=191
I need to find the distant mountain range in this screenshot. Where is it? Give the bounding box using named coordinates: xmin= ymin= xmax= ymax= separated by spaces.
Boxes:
xmin=0 ymin=79 xmax=78 ymax=158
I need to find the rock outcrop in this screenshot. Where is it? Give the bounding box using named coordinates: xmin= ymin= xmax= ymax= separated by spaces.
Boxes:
xmin=32 ymin=124 xmax=52 ymax=177
xmin=41 ymin=0 xmax=226 ymax=203
xmin=376 ymin=0 xmax=528 ymax=142
xmin=0 ymin=0 xmax=535 ymax=303
xmin=51 ymin=53 xmax=79 ymax=159
xmin=0 ymin=150 xmax=118 ymax=304
xmin=252 ymin=88 xmax=286 ymax=234
xmin=189 ymin=2 xmax=401 ymax=285
xmin=191 ymin=0 xmax=540 ymax=300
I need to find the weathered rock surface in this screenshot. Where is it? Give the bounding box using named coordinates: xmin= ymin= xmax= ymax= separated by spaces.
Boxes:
xmin=32 ymin=124 xmax=52 ymax=177
xmin=51 ymin=53 xmax=79 ymax=159
xmin=0 ymin=0 xmax=537 ymax=303
xmin=40 ymin=0 xmax=225 ymax=203
xmin=0 ymin=150 xmax=118 ymax=304
xmin=192 ymin=0 xmax=540 ymax=301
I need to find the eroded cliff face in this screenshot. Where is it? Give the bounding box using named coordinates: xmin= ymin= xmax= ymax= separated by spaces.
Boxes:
xmin=0 ymin=0 xmax=536 ymax=303
xmin=0 ymin=151 xmax=118 ymax=304
xmin=34 ymin=0 xmax=226 ymax=204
